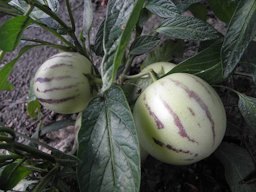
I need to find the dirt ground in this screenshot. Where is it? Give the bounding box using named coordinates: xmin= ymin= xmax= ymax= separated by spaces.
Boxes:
xmin=0 ymin=1 xmax=232 ymax=191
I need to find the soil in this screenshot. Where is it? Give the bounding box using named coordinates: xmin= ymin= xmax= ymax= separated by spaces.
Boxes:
xmin=0 ymin=1 xmax=234 ymax=192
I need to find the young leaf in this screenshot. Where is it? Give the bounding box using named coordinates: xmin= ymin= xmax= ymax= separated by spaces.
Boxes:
xmin=167 ymin=40 xmax=223 ymax=84
xmin=27 ymin=79 xmax=40 ymax=118
xmin=130 ymin=35 xmax=160 ymax=55
xmin=221 ymin=0 xmax=256 ymax=78
xmin=77 ymin=85 xmax=140 ymax=192
xmin=145 ymin=0 xmax=179 ymax=18
xmin=0 ymin=16 xmax=32 ymax=52
xmin=215 ymin=143 xmax=256 ymax=192
xmin=101 ymin=0 xmax=145 ymax=92
xmin=237 ymin=93 xmax=256 ymax=134
xmin=83 ymin=0 xmax=93 ymax=35
xmin=208 ymin=0 xmax=239 ymax=23
xmin=0 ymin=163 xmax=31 ymax=190
xmin=156 ymin=15 xmax=220 ymax=41
xmin=94 ymin=20 xmax=104 ymax=56
xmin=0 ymin=45 xmax=40 ymax=91
xmin=142 ymin=39 xmax=185 ymax=67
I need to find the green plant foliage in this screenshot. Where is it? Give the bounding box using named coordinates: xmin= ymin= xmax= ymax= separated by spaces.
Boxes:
xmin=77 ymin=85 xmax=140 ymax=192
xmin=130 ymin=35 xmax=160 ymax=56
xmin=0 ymin=162 xmax=31 ymax=190
xmin=156 ymin=15 xmax=220 ymax=41
xmin=145 ymin=0 xmax=179 ymax=18
xmin=208 ymin=0 xmax=239 ymax=23
xmin=238 ymin=93 xmax=256 ymax=134
xmin=0 ymin=45 xmax=41 ymax=91
xmin=167 ymin=40 xmax=223 ymax=84
xmin=221 ymin=0 xmax=256 ymax=78
xmin=142 ymin=39 xmax=185 ymax=67
xmin=173 ymin=0 xmax=202 ymax=11
xmin=189 ymin=3 xmax=208 ymax=21
xmin=215 ymin=143 xmax=256 ymax=192
xmin=0 ymin=16 xmax=32 ymax=52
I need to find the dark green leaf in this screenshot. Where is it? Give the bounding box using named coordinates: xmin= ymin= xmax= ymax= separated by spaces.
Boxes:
xmin=145 ymin=0 xmax=179 ymax=18
xmin=94 ymin=20 xmax=104 ymax=56
xmin=77 ymin=85 xmax=140 ymax=192
xmin=40 ymin=119 xmax=75 ymax=135
xmin=0 ymin=44 xmax=40 ymax=91
xmin=167 ymin=40 xmax=223 ymax=84
xmin=83 ymin=0 xmax=93 ymax=35
xmin=130 ymin=35 xmax=160 ymax=55
xmin=208 ymin=0 xmax=239 ymax=23
xmin=238 ymin=93 xmax=256 ymax=134
xmin=215 ymin=143 xmax=255 ymax=192
xmin=101 ymin=0 xmax=145 ymax=92
xmin=173 ymin=0 xmax=202 ymax=11
xmin=0 ymin=163 xmax=31 ymax=190
xmin=142 ymin=39 xmax=185 ymax=67
xmin=27 ymin=79 xmax=40 ymax=118
xmin=221 ymin=0 xmax=256 ymax=78
xmin=189 ymin=3 xmax=207 ymax=21
xmin=0 ymin=16 xmax=32 ymax=52
xmin=156 ymin=15 xmax=220 ymax=41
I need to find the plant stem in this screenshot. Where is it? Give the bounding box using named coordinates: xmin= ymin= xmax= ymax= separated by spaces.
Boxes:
xmin=234 ymin=72 xmax=253 ymax=78
xmin=22 ymin=38 xmax=74 ymax=51
xmin=65 ymin=0 xmax=76 ymax=32
xmin=213 ymin=85 xmax=239 ymax=95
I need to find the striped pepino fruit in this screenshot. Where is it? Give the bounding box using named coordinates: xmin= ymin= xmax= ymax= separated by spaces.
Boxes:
xmin=33 ymin=52 xmax=93 ymax=114
xmin=133 ymin=73 xmax=226 ymax=165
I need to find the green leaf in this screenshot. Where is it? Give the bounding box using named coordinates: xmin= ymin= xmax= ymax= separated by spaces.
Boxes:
xmin=101 ymin=0 xmax=145 ymax=92
xmin=9 ymin=0 xmax=59 ymax=19
xmin=0 ymin=163 xmax=31 ymax=190
xmin=130 ymin=35 xmax=160 ymax=55
xmin=142 ymin=39 xmax=185 ymax=67
xmin=94 ymin=20 xmax=104 ymax=56
xmin=215 ymin=143 xmax=255 ymax=192
xmin=189 ymin=3 xmax=208 ymax=21
xmin=167 ymin=40 xmax=223 ymax=84
xmin=0 ymin=16 xmax=32 ymax=52
xmin=237 ymin=93 xmax=256 ymax=134
xmin=83 ymin=0 xmax=93 ymax=35
xmin=221 ymin=0 xmax=256 ymax=78
xmin=145 ymin=0 xmax=179 ymax=18
xmin=156 ymin=15 xmax=220 ymax=41
xmin=27 ymin=79 xmax=40 ymax=118
xmin=208 ymin=0 xmax=239 ymax=23
xmin=0 ymin=1 xmax=21 ymax=16
xmin=77 ymin=85 xmax=140 ymax=192
xmin=0 ymin=44 xmax=40 ymax=91
xmin=39 ymin=119 xmax=75 ymax=135
xmin=173 ymin=0 xmax=202 ymax=11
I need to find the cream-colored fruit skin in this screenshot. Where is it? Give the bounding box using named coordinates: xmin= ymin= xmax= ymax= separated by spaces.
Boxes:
xmin=33 ymin=52 xmax=92 ymax=114
xmin=133 ymin=73 xmax=226 ymax=165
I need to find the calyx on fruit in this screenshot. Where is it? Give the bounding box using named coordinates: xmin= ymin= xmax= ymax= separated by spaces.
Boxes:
xmin=33 ymin=52 xmax=93 ymax=114
xmin=133 ymin=73 xmax=226 ymax=165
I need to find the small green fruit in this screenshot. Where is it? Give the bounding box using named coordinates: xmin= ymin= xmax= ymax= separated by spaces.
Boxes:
xmin=33 ymin=52 xmax=93 ymax=114
xmin=133 ymin=73 xmax=226 ymax=165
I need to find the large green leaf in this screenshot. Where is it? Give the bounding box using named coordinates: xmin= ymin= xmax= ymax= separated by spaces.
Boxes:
xmin=215 ymin=143 xmax=255 ymax=192
xmin=0 ymin=16 xmax=32 ymax=52
xmin=0 ymin=44 xmax=40 ymax=91
xmin=77 ymin=85 xmax=140 ymax=192
xmin=142 ymin=39 xmax=185 ymax=67
xmin=156 ymin=15 xmax=220 ymax=41
xmin=221 ymin=0 xmax=256 ymax=78
xmin=208 ymin=0 xmax=239 ymax=23
xmin=145 ymin=0 xmax=179 ymax=18
xmin=237 ymin=93 xmax=256 ymax=134
xmin=0 ymin=163 xmax=31 ymax=190
xmin=166 ymin=40 xmax=223 ymax=84
xmin=101 ymin=0 xmax=144 ymax=92
xmin=130 ymin=35 xmax=160 ymax=55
